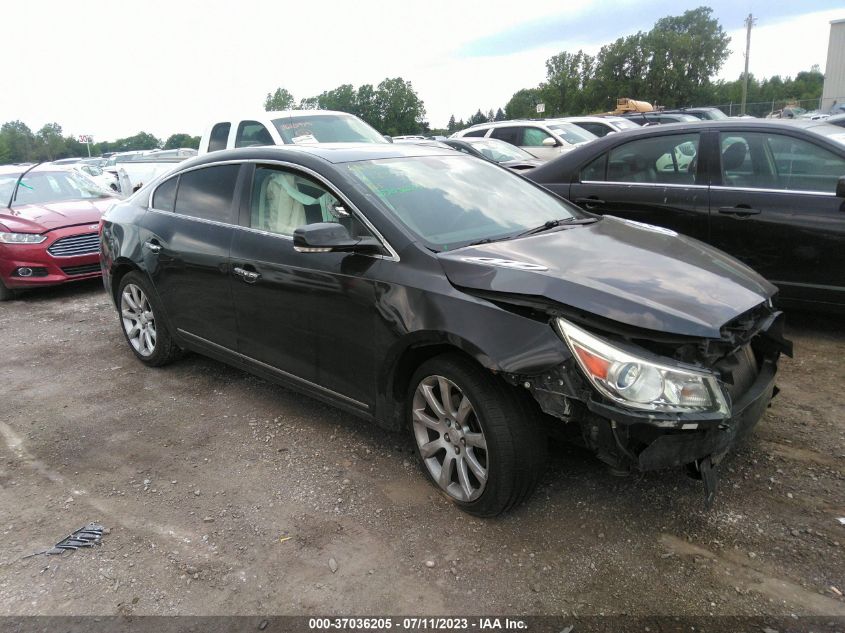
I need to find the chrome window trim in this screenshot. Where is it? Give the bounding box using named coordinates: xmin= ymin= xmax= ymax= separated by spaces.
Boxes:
xmin=177 ymin=329 xmax=369 ymax=410
xmin=709 ymin=185 xmax=835 ymax=197
xmin=147 ymin=158 xmax=400 ymax=262
xmin=580 ymin=180 xmax=708 ymax=190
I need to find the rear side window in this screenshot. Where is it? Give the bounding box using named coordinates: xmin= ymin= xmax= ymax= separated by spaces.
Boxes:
xmin=490 ymin=127 xmax=519 ymax=144
xmin=152 ymin=176 xmax=178 ymax=211
xmin=207 ymin=123 xmax=231 ymax=153
xmin=580 ymin=154 xmax=607 ymax=181
xmin=606 ymin=134 xmax=699 ymax=184
xmin=463 ymin=128 xmax=489 ymax=138
xmin=235 ymin=121 xmax=274 ymax=148
xmin=576 ymin=122 xmax=610 ymax=137
xmin=174 ymin=165 xmax=240 ymax=224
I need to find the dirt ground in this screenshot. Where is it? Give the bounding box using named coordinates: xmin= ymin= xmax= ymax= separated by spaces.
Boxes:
xmin=0 ymin=279 xmax=843 ymax=617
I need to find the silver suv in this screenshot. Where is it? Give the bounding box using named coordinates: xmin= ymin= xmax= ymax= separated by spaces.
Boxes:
xmin=451 ymin=119 xmax=596 ymax=160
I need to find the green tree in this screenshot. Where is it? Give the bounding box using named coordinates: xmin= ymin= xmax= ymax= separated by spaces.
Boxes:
xmin=374 ymin=77 xmax=426 ymax=135
xmin=164 ymin=133 xmax=201 ymax=150
xmin=467 ymin=109 xmax=487 ymax=125
xmin=298 ymin=96 xmax=319 ymax=110
xmin=355 ymin=84 xmax=380 ymax=128
xmin=447 ymin=115 xmax=457 ymax=133
xmin=36 ymin=123 xmax=66 ymax=160
xmin=264 ymin=87 xmax=296 ymax=111
xmin=0 ymin=134 xmax=10 ymax=164
xmin=504 ymin=88 xmax=543 ymax=119
xmin=494 ymin=108 xmax=506 ymax=121
xmin=544 ymin=50 xmax=595 ymax=115
xmin=0 ymin=120 xmax=36 ymax=162
xmin=317 ymin=84 xmax=358 ymax=113
xmin=644 ymin=7 xmax=731 ymax=106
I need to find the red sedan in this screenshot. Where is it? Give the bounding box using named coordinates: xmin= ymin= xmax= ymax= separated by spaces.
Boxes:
xmin=0 ymin=164 xmax=118 ymax=301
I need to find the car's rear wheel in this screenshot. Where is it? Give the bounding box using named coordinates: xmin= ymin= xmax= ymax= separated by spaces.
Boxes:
xmin=117 ymin=271 xmax=180 ymax=366
xmin=408 ymin=354 xmax=546 ymax=517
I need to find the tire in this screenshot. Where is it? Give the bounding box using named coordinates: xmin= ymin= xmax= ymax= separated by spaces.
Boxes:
xmin=408 ymin=353 xmax=547 ymax=517
xmin=117 ymin=271 xmax=181 ymax=367
xmin=0 ymin=279 xmax=14 ymax=302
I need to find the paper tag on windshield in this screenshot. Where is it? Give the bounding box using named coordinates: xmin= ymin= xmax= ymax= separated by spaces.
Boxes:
xmin=292 ymin=134 xmax=318 ymax=145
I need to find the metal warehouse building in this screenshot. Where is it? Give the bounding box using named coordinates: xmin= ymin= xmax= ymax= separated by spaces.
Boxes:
xmin=822 ymin=18 xmax=845 ymax=111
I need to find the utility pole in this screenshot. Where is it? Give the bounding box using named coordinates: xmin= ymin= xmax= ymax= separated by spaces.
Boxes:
xmin=740 ymin=13 xmax=756 ymax=116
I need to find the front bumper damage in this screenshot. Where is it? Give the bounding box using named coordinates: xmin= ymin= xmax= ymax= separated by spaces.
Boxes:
xmin=503 ymin=308 xmax=791 ymax=507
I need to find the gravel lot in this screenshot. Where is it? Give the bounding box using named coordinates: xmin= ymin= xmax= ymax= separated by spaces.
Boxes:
xmin=0 ymin=279 xmax=843 ymax=617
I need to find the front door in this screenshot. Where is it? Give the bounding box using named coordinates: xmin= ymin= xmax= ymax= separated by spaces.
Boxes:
xmin=708 ymin=130 xmax=845 ymax=308
xmin=229 ymin=164 xmax=383 ymax=409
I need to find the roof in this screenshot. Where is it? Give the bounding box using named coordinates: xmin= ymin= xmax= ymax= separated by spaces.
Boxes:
xmin=181 ymin=142 xmax=457 ymax=168
xmin=232 ymin=110 xmax=359 ymax=122
xmin=0 ymin=163 xmax=73 ymax=176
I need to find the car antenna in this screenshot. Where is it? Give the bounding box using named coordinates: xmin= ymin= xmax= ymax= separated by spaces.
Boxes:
xmin=7 ymin=161 xmax=44 ymax=209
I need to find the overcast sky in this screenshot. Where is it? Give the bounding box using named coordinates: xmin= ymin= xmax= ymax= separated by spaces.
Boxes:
xmin=0 ymin=0 xmax=842 ymax=141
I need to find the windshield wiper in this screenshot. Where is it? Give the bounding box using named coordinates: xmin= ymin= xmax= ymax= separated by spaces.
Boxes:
xmin=7 ymin=162 xmax=44 ymax=209
xmin=513 ymin=216 xmax=598 ymax=239
xmin=463 ymin=216 xmax=599 ymax=248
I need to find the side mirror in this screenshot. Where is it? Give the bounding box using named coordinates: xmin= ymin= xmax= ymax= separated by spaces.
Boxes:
xmin=541 ymin=137 xmax=558 ymax=147
xmin=383 ymin=135 xmax=394 ymax=143
xmin=837 ymin=175 xmax=845 ymax=199
xmin=293 ymin=222 xmax=382 ymax=255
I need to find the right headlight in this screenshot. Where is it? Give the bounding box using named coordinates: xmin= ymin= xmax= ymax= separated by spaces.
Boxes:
xmin=554 ymin=318 xmax=729 ymax=415
xmin=0 ymin=232 xmax=47 ymax=244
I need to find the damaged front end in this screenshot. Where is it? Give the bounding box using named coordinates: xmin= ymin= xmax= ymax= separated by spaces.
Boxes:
xmin=503 ymin=301 xmax=792 ymax=507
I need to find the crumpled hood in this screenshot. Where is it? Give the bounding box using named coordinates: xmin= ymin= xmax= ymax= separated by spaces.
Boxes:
xmin=0 ymin=198 xmax=114 ymax=233
xmin=437 ymin=216 xmax=777 ymax=339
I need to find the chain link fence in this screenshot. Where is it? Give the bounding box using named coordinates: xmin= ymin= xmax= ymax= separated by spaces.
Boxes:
xmin=708 ymin=97 xmax=843 ymax=118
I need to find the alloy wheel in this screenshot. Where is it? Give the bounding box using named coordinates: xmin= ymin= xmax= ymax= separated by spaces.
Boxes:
xmin=121 ymin=283 xmax=157 ymax=357
xmin=412 ymin=375 xmax=488 ymax=502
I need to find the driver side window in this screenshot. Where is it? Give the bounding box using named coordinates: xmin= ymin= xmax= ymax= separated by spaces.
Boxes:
xmin=249 ymin=166 xmax=371 ymax=239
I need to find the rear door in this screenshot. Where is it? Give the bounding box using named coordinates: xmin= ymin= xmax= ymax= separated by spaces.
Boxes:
xmin=566 ymin=132 xmax=710 ymax=241
xmin=141 ymin=163 xmax=243 ymax=349
xmin=708 ymin=129 xmax=845 ymax=307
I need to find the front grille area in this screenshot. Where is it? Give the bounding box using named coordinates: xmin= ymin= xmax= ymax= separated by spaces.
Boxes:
xmin=48 ymin=233 xmax=99 ymax=257
xmin=61 ymin=263 xmax=101 ymax=276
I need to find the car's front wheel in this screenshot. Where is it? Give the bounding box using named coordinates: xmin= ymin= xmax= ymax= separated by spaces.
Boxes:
xmin=408 ymin=354 xmax=546 ymax=517
xmin=117 ymin=271 xmax=180 ymax=366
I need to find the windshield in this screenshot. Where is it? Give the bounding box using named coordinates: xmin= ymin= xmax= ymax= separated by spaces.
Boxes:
xmin=272 ymin=114 xmax=387 ymax=144
xmin=346 ymin=155 xmax=582 ymax=251
xmin=548 ymin=123 xmax=597 ymax=144
xmin=464 ymin=139 xmax=536 ymax=162
xmin=701 ymin=109 xmax=728 ymax=120
xmin=608 ymin=118 xmax=640 ymax=130
xmin=0 ymin=170 xmax=114 ymax=206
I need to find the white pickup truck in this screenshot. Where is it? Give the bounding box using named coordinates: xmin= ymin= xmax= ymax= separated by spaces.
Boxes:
xmin=198 ymin=110 xmax=388 ymax=154
xmin=103 ymin=148 xmax=197 ymax=195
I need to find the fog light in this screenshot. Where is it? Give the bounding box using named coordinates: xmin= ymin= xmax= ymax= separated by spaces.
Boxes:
xmin=17 ymin=267 xmax=33 ymax=277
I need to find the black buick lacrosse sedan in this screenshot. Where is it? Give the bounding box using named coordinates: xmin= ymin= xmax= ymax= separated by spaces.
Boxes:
xmin=100 ymin=143 xmax=791 ymax=516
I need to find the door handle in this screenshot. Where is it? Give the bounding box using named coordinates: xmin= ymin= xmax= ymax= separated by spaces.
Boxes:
xmin=143 ymin=240 xmax=162 ymax=254
xmin=574 ymin=197 xmax=605 ymax=209
xmin=718 ymin=206 xmax=761 ymax=217
xmin=233 ymin=266 xmax=261 ymax=283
